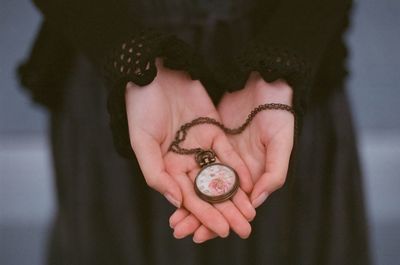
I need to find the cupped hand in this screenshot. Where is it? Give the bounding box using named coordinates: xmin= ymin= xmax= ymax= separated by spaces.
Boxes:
xmin=170 ymin=72 xmax=295 ymax=243
xmin=125 ymin=58 xmax=255 ymax=239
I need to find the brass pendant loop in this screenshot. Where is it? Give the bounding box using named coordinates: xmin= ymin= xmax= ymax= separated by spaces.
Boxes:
xmin=195 ymin=150 xmax=216 ymax=167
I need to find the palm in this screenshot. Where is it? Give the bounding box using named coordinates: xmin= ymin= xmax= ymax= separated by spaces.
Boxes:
xmin=218 ymin=75 xmax=295 ymax=196
xmin=126 ymin=59 xmax=255 ymax=238
xmin=169 ymin=73 xmax=295 ymax=243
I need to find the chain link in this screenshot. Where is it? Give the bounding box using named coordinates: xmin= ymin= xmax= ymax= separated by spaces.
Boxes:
xmin=168 ymin=103 xmax=297 ymax=155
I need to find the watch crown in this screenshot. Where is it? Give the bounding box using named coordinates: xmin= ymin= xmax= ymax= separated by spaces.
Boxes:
xmin=195 ymin=150 xmax=216 ymax=167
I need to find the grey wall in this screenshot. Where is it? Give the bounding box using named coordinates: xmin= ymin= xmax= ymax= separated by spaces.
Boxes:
xmin=1 ymin=0 xmax=399 ymax=264
xmin=347 ymin=0 xmax=400 ymax=131
xmin=0 ymin=0 xmax=45 ymax=134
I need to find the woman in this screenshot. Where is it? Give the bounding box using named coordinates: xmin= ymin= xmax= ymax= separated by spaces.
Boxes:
xmin=18 ymin=0 xmax=371 ymax=264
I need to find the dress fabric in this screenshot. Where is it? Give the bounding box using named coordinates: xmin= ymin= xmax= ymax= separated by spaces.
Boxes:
xmin=19 ymin=0 xmax=372 ymax=264
xmin=44 ymin=2 xmax=370 ymax=265
xmin=48 ymin=55 xmax=371 ymax=265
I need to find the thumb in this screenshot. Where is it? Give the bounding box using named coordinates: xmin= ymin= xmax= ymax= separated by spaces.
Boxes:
xmin=251 ymin=134 xmax=293 ymax=208
xmin=131 ymin=132 xmax=182 ymax=208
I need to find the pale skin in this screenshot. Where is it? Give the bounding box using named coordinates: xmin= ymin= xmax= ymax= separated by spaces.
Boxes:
xmin=125 ymin=58 xmax=294 ymax=242
xmin=170 ymin=72 xmax=295 ymax=243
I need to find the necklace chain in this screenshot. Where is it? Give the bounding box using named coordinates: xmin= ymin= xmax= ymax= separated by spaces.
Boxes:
xmin=168 ymin=103 xmax=297 ymax=155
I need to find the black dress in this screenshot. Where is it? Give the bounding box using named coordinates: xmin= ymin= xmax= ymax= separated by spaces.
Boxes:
xmin=18 ymin=0 xmax=372 ymax=264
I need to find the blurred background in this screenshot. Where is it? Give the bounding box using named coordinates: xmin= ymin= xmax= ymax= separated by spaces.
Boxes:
xmin=1 ymin=0 xmax=399 ymax=264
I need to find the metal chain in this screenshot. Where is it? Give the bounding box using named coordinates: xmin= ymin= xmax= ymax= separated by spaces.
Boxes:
xmin=168 ymin=103 xmax=297 ymax=155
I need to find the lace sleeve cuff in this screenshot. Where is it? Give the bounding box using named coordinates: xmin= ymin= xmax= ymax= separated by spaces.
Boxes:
xmin=102 ymin=28 xmax=206 ymax=159
xmin=234 ymin=43 xmax=312 ymax=136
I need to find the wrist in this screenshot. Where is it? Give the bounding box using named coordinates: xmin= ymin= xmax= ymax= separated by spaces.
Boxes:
xmin=250 ymin=72 xmax=293 ymax=106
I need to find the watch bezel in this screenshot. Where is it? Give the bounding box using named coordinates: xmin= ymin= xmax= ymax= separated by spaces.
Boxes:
xmin=194 ymin=163 xmax=239 ymax=203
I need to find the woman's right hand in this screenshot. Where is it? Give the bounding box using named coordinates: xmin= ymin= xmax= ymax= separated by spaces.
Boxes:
xmin=125 ymin=58 xmax=256 ymax=239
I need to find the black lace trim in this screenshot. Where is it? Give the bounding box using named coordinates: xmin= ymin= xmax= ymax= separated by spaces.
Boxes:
xmin=104 ymin=31 xmax=312 ymax=159
xmin=103 ymin=28 xmax=207 ymax=159
xmin=233 ymin=43 xmax=312 ymax=136
xmin=237 ymin=44 xmax=311 ymax=114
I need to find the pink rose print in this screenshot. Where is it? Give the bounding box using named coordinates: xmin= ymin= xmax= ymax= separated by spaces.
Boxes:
xmin=208 ymin=178 xmax=230 ymax=195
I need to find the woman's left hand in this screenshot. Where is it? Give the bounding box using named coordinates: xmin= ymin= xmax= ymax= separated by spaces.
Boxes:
xmin=169 ymin=72 xmax=295 ymax=243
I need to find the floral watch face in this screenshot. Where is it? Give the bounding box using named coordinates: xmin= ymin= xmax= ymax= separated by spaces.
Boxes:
xmin=194 ymin=163 xmax=239 ymax=203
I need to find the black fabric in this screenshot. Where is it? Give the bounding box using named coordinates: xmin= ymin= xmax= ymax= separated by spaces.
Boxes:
xmin=17 ymin=21 xmax=76 ymax=112
xmin=18 ymin=0 xmax=372 ymax=264
xmin=48 ymin=55 xmax=371 ymax=265
xmin=22 ymin=0 xmax=351 ymax=159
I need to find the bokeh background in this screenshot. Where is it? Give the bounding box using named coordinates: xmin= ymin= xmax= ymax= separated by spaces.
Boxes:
xmin=1 ymin=0 xmax=399 ymax=264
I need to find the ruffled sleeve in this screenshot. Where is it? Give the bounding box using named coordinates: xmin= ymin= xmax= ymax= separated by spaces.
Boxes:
xmin=31 ymin=0 xmax=209 ymax=158
xmin=232 ymin=0 xmax=352 ymax=135
xmin=103 ymin=29 xmax=209 ymax=158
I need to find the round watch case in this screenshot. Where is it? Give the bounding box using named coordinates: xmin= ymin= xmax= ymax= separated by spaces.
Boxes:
xmin=194 ymin=163 xmax=239 ymax=203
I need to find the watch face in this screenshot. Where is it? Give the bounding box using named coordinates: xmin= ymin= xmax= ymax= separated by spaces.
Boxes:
xmin=194 ymin=163 xmax=239 ymax=203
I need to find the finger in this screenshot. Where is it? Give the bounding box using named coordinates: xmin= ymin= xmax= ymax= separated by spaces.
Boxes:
xmin=131 ymin=132 xmax=182 ymax=208
xmin=173 ymin=173 xmax=230 ymax=238
xmin=251 ymin=134 xmax=293 ymax=208
xmin=193 ymin=225 xmax=218 ymax=243
xmin=214 ymin=200 xmax=252 ymax=239
xmin=169 ymin=208 xmax=190 ymax=228
xmin=187 ymin=170 xmax=252 ymax=239
xmin=171 ymin=213 xmax=218 ymax=242
xmin=173 ymin=214 xmax=201 ymax=239
xmin=212 ymin=133 xmax=253 ymax=193
xmin=232 ymin=188 xmax=256 ymax=221
xmin=169 ymin=176 xmax=253 ymax=238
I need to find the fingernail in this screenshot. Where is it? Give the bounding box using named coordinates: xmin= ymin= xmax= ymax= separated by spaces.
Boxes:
xmin=248 ymin=206 xmax=257 ymax=222
xmin=165 ymin=193 xmax=181 ymax=208
xmin=252 ymin=192 xmax=268 ymax=208
xmin=173 ymin=230 xmax=182 ymax=239
xmin=193 ymin=237 xmax=203 ymax=244
xmin=221 ymin=228 xmax=230 ymax=238
xmin=173 ymin=230 xmax=183 ymax=239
